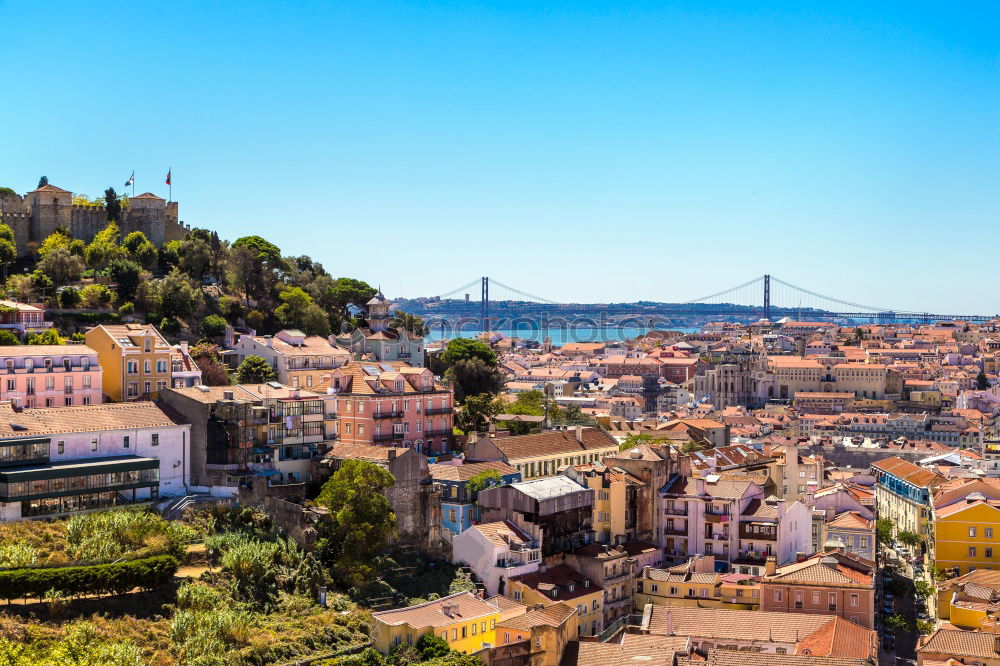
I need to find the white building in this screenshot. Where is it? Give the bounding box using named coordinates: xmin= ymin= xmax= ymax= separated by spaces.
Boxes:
xmin=452 ymin=520 xmax=541 ymax=596
xmin=0 ymin=401 xmax=190 ymax=521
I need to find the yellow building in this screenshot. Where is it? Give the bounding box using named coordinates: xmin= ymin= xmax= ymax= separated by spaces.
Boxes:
xmin=932 ymin=499 xmax=1000 ymax=576
xmin=635 ymin=558 xmax=760 ymax=610
xmin=85 ymin=323 xmax=174 ymax=401
xmin=370 ymin=592 xmax=502 ymax=654
xmin=465 ymin=427 xmax=620 ymax=481
xmin=934 ymin=569 xmax=1000 ymax=629
xmin=495 ymin=603 xmax=577 ymax=666
xmin=565 ymin=463 xmax=642 ymax=544
xmin=507 ymin=565 xmax=604 ymax=637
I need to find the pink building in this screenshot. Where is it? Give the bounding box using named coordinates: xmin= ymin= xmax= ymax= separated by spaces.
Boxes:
xmin=0 ymin=345 xmax=102 ymax=408
xmin=322 ymin=361 xmax=453 ymax=455
xmin=0 ymin=300 xmax=53 ymax=338
xmin=759 ymin=550 xmax=875 ymax=629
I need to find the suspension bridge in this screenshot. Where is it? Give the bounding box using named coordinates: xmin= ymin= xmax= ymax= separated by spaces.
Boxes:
xmin=412 ymin=275 xmax=996 ymax=330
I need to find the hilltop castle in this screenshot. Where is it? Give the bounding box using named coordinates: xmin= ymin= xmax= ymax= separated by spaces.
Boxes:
xmin=0 ymin=183 xmax=189 ymax=255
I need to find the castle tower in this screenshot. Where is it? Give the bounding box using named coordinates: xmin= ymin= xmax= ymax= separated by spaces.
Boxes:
xmin=26 ymin=184 xmax=72 ymax=244
xmin=366 ymin=290 xmax=392 ymax=332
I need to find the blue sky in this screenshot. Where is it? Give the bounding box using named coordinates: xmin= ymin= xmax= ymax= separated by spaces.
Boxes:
xmin=1 ymin=1 xmax=998 ymax=312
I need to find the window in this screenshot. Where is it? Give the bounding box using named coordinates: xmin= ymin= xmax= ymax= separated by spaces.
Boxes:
xmin=5 ymin=379 xmax=12 ymax=391
xmin=440 ymin=632 xmax=447 ymax=640
xmin=860 ymin=537 xmax=868 ymax=548
xmin=850 ymin=593 xmax=859 ymax=607
xmin=57 ymin=440 xmax=64 ymax=454
xmin=592 ymin=599 xmax=598 ymax=610
xmin=461 ymin=626 xmax=467 ymax=638
xmin=448 ymin=509 xmax=456 ymax=522
xmin=970 ymin=527 xmax=978 ymax=538
xmin=144 ymin=381 xmax=151 ymax=394
xmin=452 ymin=630 xmax=457 ymax=641
xmin=157 ymin=360 xmax=167 ymax=373
xmin=700 ymin=589 xmax=708 ymax=598
xmin=91 ymin=438 xmax=98 ymax=452
xmin=988 ymin=548 xmax=994 ymax=559
xmin=650 ymin=584 xmax=659 ymax=593
xmin=471 ymin=623 xmax=476 ymax=636
xmin=144 ymin=360 xmax=151 ymax=374
xmin=123 ymin=436 xmax=130 ymax=449
xmin=988 ymin=528 xmax=994 ymax=539
xmin=775 ymin=589 xmax=782 ymax=602
xmin=969 ymin=546 xmax=978 ymax=557
xmin=151 ymin=434 xmax=159 ymax=447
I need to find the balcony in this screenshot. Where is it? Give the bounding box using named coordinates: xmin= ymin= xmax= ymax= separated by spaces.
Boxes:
xmin=664 ymin=527 xmax=688 ymax=536
xmin=664 ymin=507 xmax=687 ymax=516
xmin=373 ymin=410 xmax=405 ymax=420
xmin=374 ymin=432 xmax=405 ymax=442
xmin=426 ymin=428 xmax=452 ymax=437
xmin=425 ymin=407 xmax=453 ymax=416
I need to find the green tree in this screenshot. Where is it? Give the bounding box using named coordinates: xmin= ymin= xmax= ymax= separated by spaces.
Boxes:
xmin=5 ymin=274 xmax=33 ymax=302
xmin=315 ymin=460 xmax=397 ymax=585
xmin=456 ymin=391 xmax=500 ymax=432
xmin=466 ymin=469 xmax=503 ymax=498
xmin=178 ymin=234 xmax=213 ymax=280
xmin=445 ymin=357 xmax=505 ymax=403
xmin=79 ymin=283 xmax=114 ymax=308
xmin=232 ymin=235 xmax=283 ymax=268
xmin=681 ymin=440 xmax=703 ymax=453
xmin=495 ymin=390 xmax=559 ymax=435
xmin=107 ymin=258 xmax=143 ymax=302
xmin=122 ymin=231 xmax=157 ymax=268
xmin=236 ymin=355 xmax=277 ymax=383
xmin=37 ymin=176 xmax=48 ymax=188
xmin=325 ymin=277 xmax=377 ymax=319
xmin=104 ymin=187 xmax=122 ymax=222
xmin=914 ymin=580 xmax=934 ymax=599
xmin=619 ymin=432 xmax=656 ymax=451
xmin=0 ymin=239 xmax=15 ymax=279
xmin=0 ymin=330 xmax=19 ymax=346
xmin=201 ymin=314 xmax=228 ymax=339
xmin=30 ymin=270 xmax=53 ymax=299
xmin=977 ymin=371 xmax=990 ymax=390
xmin=876 ymin=518 xmax=894 ymax=544
xmin=27 ymin=328 xmax=63 ymax=345
xmin=390 ymin=310 xmax=429 ymax=337
xmin=227 ymin=245 xmax=266 ymax=304
xmin=442 ymin=338 xmax=497 ymax=368
xmin=415 ymin=634 xmax=450 ymax=661
xmin=0 ymin=223 xmax=14 ymax=245
xmin=275 ymin=286 xmax=329 ymax=336
xmin=916 ymin=619 xmax=935 ymax=635
xmin=158 ymin=240 xmax=182 ymax=271
xmin=38 ymin=247 xmax=85 ymax=286
xmin=158 ymin=268 xmax=203 ymax=321
xmin=37 ymin=229 xmax=71 ymax=259
xmin=218 ymin=295 xmax=244 ymax=324
xmin=898 ymin=530 xmax=922 ymax=548
xmin=84 ymin=222 xmax=123 ymax=271
xmin=885 ymin=613 xmax=911 ymax=636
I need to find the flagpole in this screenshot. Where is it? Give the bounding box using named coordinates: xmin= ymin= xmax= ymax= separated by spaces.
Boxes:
xmin=169 ymin=167 xmax=172 ymax=203
xmin=132 ymin=172 xmax=135 ymax=198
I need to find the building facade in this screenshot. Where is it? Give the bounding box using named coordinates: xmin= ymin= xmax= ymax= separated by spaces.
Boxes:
xmin=0 ymin=345 xmax=102 ymax=408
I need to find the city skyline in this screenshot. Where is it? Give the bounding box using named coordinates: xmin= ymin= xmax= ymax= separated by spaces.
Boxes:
xmin=2 ymin=1 xmax=998 ymax=311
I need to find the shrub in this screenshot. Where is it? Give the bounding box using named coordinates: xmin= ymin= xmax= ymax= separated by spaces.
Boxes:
xmin=79 ymin=283 xmax=114 ymax=309
xmin=66 ymin=508 xmax=192 ymax=562
xmin=159 ymin=317 xmax=181 ymax=335
xmin=58 ymin=287 xmax=81 ymax=309
xmin=0 ymin=555 xmax=178 ymax=601
xmin=0 ymin=330 xmax=18 ymax=346
xmin=118 ymin=301 xmax=134 ymax=316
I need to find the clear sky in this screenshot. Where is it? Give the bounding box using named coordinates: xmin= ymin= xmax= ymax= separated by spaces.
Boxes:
xmin=2 ymin=1 xmax=998 ymax=312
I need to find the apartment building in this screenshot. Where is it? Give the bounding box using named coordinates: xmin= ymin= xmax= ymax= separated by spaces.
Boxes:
xmin=86 ymin=323 xmax=175 ymax=401
xmin=234 ymin=328 xmax=351 ymax=390
xmin=918 ymin=629 xmax=1000 ymax=666
xmin=931 ymin=479 xmax=1000 ymax=576
xmin=338 ymin=291 xmax=425 ymax=367
xmin=635 ymin=556 xmax=761 ymax=611
xmin=871 ymin=456 xmax=946 ymax=546
xmin=759 ymin=550 xmax=875 ymax=629
xmin=452 ymin=520 xmax=542 ymax=596
xmin=660 ymin=475 xmax=812 ymax=571
xmin=0 ymin=300 xmax=54 ymax=339
xmin=0 ymin=401 xmax=189 ymax=520
xmin=507 ymin=565 xmax=604 ymax=638
xmin=322 ymin=361 xmax=453 ymax=455
xmin=562 ymin=463 xmax=641 ymax=545
xmin=465 ymin=427 xmax=620 ymax=480
xmin=430 ymin=460 xmax=521 ymax=535
xmin=559 ymin=543 xmax=639 ymax=626
xmin=159 ymin=383 xmax=337 ymax=491
xmin=371 ymin=591 xmax=503 ymax=654
xmin=0 ymin=345 xmax=101 ymax=408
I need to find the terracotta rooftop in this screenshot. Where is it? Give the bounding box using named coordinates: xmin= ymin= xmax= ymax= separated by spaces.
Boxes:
xmin=497 ymin=602 xmax=575 ymax=631
xmin=429 ymin=460 xmax=519 ymax=482
xmin=372 ymin=591 xmax=499 ymax=628
xmin=918 ymin=629 xmax=1000 ymax=659
xmin=706 ymin=650 xmax=866 ymax=666
xmin=871 ymin=456 xmax=945 ymax=487
xmin=0 ymin=401 xmax=184 ymax=437
xmin=560 ymin=633 xmax=690 ymax=666
xmin=511 ymin=564 xmax=602 ymax=601
xmin=487 ymin=427 xmax=618 ymax=461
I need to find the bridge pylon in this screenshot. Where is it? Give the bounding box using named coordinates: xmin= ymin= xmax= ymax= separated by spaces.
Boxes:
xmin=763 ymin=274 xmax=771 ymax=321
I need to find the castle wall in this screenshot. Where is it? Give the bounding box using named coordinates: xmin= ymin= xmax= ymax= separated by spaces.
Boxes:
xmin=70 ymin=206 xmax=108 ymax=244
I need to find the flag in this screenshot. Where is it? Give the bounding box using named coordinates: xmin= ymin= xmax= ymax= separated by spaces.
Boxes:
xmin=165 ymin=169 xmax=171 ymax=186
xmin=124 ymin=171 xmax=134 ymax=187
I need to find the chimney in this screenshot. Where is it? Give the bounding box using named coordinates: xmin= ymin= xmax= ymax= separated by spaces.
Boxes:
xmin=804 ymin=490 xmax=815 ymax=508
xmin=695 ymin=478 xmax=706 ymax=496
xmin=388 ymin=449 xmax=397 ymax=462
xmin=665 ymin=610 xmax=674 ymax=635
xmin=264 ymin=335 xmax=273 ymax=348
xmin=765 ymin=555 xmax=777 ymax=576
xmin=777 ymin=499 xmax=786 ymax=518
xmin=179 ymin=340 xmax=188 ymax=354
xmin=575 ymin=426 xmax=584 ymax=443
